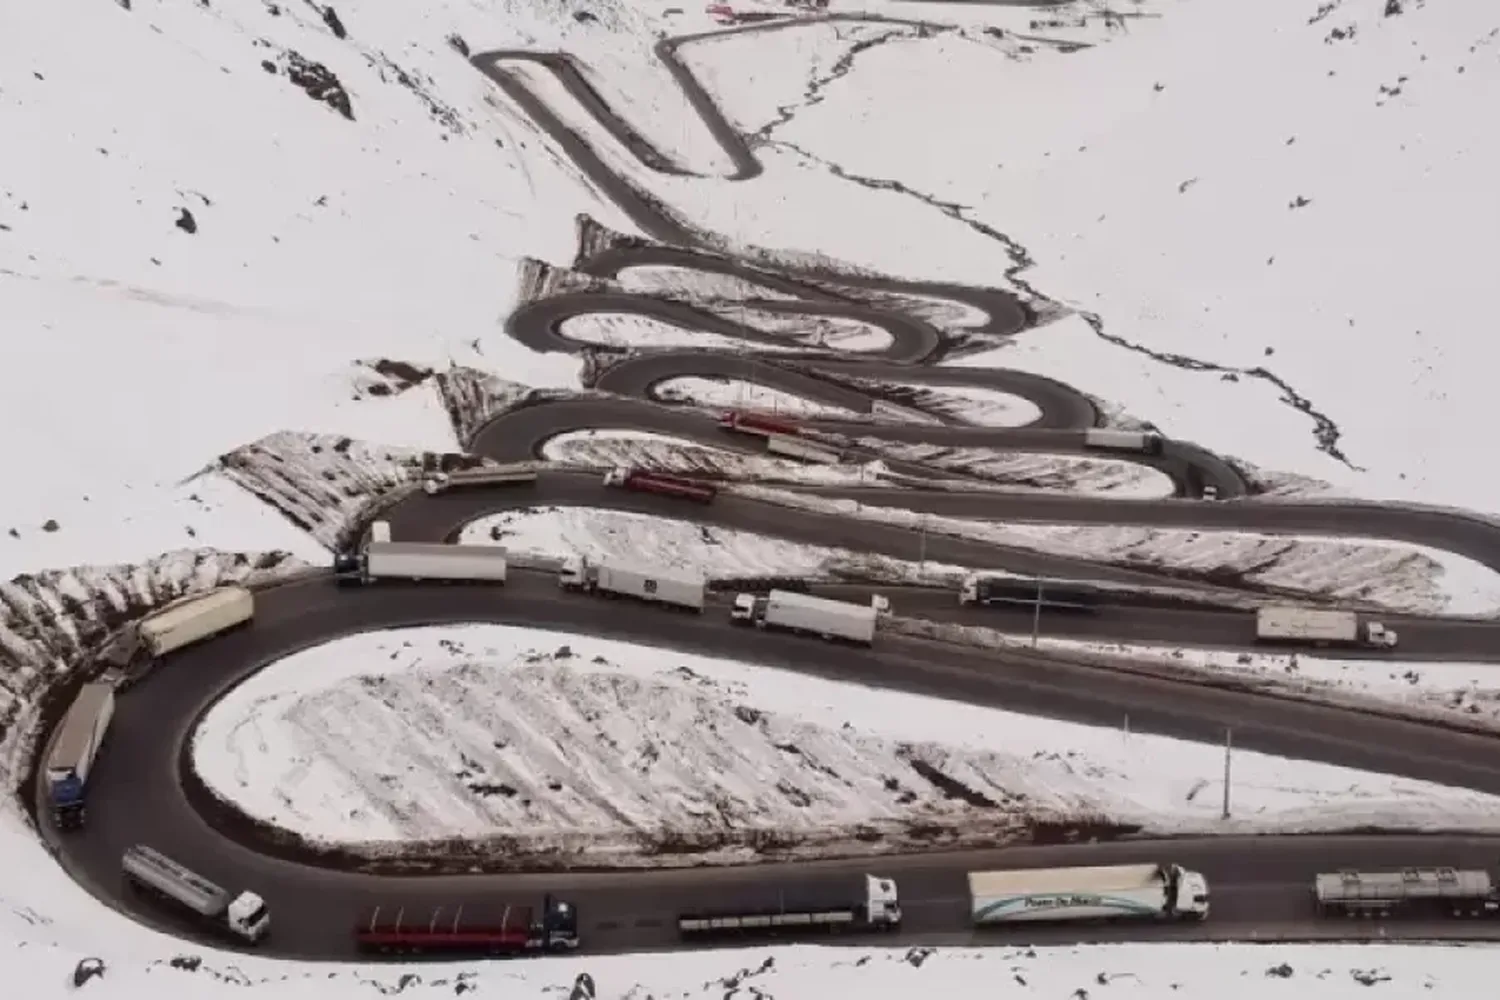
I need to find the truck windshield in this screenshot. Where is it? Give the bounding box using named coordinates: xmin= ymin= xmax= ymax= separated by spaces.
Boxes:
xmin=242 ymin=904 xmax=269 ymax=928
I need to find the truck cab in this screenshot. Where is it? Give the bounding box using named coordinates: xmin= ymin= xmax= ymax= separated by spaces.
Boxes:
xmin=558 ymin=558 xmax=590 ymax=589
xmin=49 ymin=771 xmax=86 ymax=828
xmin=227 ymin=891 xmax=272 ymax=942
xmin=864 ymin=875 xmax=902 ymax=927
xmin=731 ymin=593 xmax=762 ymax=622
xmin=602 ymin=467 xmax=629 ymax=487
xmin=331 ymin=550 xmax=364 ymax=582
xmin=541 ymin=896 xmax=580 ymax=950
xmin=422 ymin=473 xmax=451 ymax=495
xmin=1167 ymin=865 xmax=1210 ymax=920
xmin=1365 ymin=621 xmax=1399 ymax=648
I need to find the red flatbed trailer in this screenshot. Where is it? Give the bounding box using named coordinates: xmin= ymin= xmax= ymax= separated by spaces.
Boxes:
xmin=719 ymin=410 xmax=801 ymax=437
xmin=603 ymin=467 xmax=717 ymax=503
xmin=354 ymin=903 xmax=538 ymax=955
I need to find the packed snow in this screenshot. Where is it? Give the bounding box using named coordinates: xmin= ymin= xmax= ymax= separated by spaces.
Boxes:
xmin=191 ymin=624 xmax=1500 ymax=865
xmin=538 ymin=428 xmax=893 ymax=484
xmin=736 ymin=486 xmax=1500 ymax=616
xmin=652 ymin=376 xmax=863 ymax=418
xmin=556 ymin=311 xmax=891 ymax=354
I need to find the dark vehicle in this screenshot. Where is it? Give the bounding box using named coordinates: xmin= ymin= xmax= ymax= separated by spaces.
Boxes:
xmin=354 ymin=897 xmax=579 ymax=956
xmin=959 ymin=574 xmax=1103 ymax=613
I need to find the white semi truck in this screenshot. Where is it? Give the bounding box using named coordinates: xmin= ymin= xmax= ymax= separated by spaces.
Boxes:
xmin=677 ymin=875 xmax=902 ymax=939
xmin=137 ymin=587 xmax=254 ymax=659
xmin=559 ymin=557 xmax=706 ymax=612
xmin=765 ymin=433 xmax=841 ymax=465
xmin=1083 ymin=428 xmax=1164 ymax=455
xmin=1255 ymin=605 xmax=1397 ymax=649
xmin=731 ymin=589 xmax=886 ymax=645
xmin=967 ymin=863 xmax=1210 ymax=925
xmin=422 ymin=463 xmax=540 ymax=494
xmin=334 ymin=542 xmax=509 ymax=586
xmin=45 ymin=682 xmax=116 ymax=831
xmin=122 ymin=845 xmax=271 ymax=944
xmin=1314 ymin=867 xmax=1500 ymax=919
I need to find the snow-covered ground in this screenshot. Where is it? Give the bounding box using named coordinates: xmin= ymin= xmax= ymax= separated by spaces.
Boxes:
xmin=652 ymin=376 xmax=864 ymax=418
xmin=556 ymin=310 xmax=892 ymax=353
xmin=847 ymin=438 xmax=1177 ymax=498
xmin=191 ymin=624 xmax=1500 ymax=864
xmin=736 ymin=486 xmax=1500 ymax=616
xmin=538 ymin=428 xmax=890 ymax=484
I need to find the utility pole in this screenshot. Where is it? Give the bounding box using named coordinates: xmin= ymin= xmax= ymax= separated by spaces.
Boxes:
xmin=1222 ymin=727 xmax=1233 ymax=820
xmin=1122 ymin=714 xmax=1130 ymax=737
xmin=1030 ymin=578 xmax=1045 ymax=648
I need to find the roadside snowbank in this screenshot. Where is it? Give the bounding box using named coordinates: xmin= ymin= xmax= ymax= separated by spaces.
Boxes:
xmin=190 ymin=625 xmax=1500 ymax=866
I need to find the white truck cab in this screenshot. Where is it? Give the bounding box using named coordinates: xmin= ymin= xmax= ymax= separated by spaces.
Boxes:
xmin=422 ymin=473 xmax=451 ymax=494
xmin=1174 ymin=867 xmax=1211 ymax=919
xmin=559 ymin=558 xmax=586 ymax=588
xmin=864 ymin=875 xmax=903 ymax=927
xmin=870 ymin=594 xmax=891 ymax=615
xmin=731 ymin=593 xmax=759 ymax=622
xmin=1365 ymin=621 xmax=1399 ymax=648
xmin=602 ymin=467 xmax=629 ymax=487
xmin=227 ymin=891 xmax=271 ymax=941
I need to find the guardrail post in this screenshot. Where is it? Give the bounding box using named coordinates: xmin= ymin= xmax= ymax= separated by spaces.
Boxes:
xmin=1030 ymin=579 xmax=1044 ymax=648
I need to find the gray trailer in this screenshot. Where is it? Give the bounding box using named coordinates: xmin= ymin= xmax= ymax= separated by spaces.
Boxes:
xmin=121 ymin=845 xmax=270 ymax=943
xmin=1255 ymin=605 xmax=1397 ymax=649
xmin=1083 ymin=428 xmax=1163 ymax=455
xmin=422 ymin=463 xmax=540 ymax=494
xmin=731 ymin=589 xmax=883 ymax=645
xmin=137 ymin=586 xmax=254 ymax=658
xmin=334 ymin=542 xmax=508 ymax=586
xmin=45 ymin=682 xmax=116 ymax=831
xmin=559 ymin=557 xmax=705 ymax=612
xmin=766 ymin=433 xmax=841 ymax=465
xmin=1314 ymin=868 xmax=1500 ymax=918
xmin=677 ymin=875 xmax=901 ymax=939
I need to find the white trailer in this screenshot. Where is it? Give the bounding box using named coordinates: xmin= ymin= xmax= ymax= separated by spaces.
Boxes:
xmin=1255 ymin=605 xmax=1397 ymax=649
xmin=731 ymin=589 xmax=881 ymax=645
xmin=559 ymin=558 xmax=705 ymax=612
xmin=422 ymin=463 xmax=540 ymax=494
xmin=968 ymin=863 xmax=1210 ymax=925
xmin=138 ymin=587 xmax=254 ymax=658
xmin=46 ymin=682 xmax=116 ymax=831
xmin=766 ymin=434 xmax=841 ymax=465
xmin=368 ymin=520 xmax=392 ymax=545
xmin=122 ymin=845 xmax=270 ymax=943
xmin=1083 ymin=428 xmax=1163 ymax=455
xmin=1314 ymin=867 xmax=1500 ymax=918
xmin=337 ymin=542 xmax=509 ymax=585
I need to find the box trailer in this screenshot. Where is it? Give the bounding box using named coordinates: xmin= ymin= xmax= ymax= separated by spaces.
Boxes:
xmin=335 ymin=542 xmax=509 ymax=586
xmin=1255 ymin=605 xmax=1397 ymax=649
xmin=45 ymin=682 xmax=116 ymax=831
xmin=678 ymin=875 xmax=901 ymax=939
xmin=959 ymin=574 xmax=1103 ymax=613
xmin=422 ymin=463 xmax=540 ymax=494
xmin=1083 ymin=428 xmax=1163 ymax=455
xmin=731 ymin=589 xmax=882 ymax=645
xmin=559 ymin=557 xmax=705 ymax=611
xmin=766 ymin=433 xmax=840 ymax=465
xmin=1314 ymin=867 xmax=1500 ymax=919
xmin=968 ymin=863 xmax=1210 ymax=925
xmin=355 ymin=898 xmax=580 ymax=956
xmin=138 ymin=587 xmax=254 ymax=658
xmin=122 ymin=845 xmax=270 ymax=943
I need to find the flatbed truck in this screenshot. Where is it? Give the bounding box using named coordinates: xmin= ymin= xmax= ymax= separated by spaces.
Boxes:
xmin=678 ymin=875 xmax=901 ymax=939
xmin=603 ymin=467 xmax=717 ymax=503
xmin=422 ymin=463 xmax=540 ymax=494
xmin=122 ymin=845 xmax=270 ymax=943
xmin=355 ymin=897 xmax=579 ymax=956
xmin=1255 ymin=605 xmax=1397 ymax=649
xmin=968 ymin=863 xmax=1210 ymax=924
xmin=1314 ymin=867 xmax=1500 ymax=919
xmin=334 ymin=542 xmax=509 ymax=586
xmin=719 ymin=410 xmax=800 ymax=437
xmin=137 ymin=586 xmax=254 ymax=658
xmin=45 ymin=681 xmax=116 ymax=831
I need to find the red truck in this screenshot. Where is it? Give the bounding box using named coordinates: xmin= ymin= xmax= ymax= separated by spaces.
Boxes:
xmin=354 ymin=898 xmax=579 ymax=957
xmin=603 ymin=467 xmax=717 ymax=503
xmin=718 ymin=410 xmax=800 ymax=437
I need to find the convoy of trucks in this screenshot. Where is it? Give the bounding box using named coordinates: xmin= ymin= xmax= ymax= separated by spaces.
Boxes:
xmin=137 ymin=586 xmax=254 ymax=659
xmin=334 ymin=542 xmax=509 ymax=586
xmin=422 ymin=464 xmax=540 ymax=494
xmin=730 ymin=589 xmax=886 ymax=645
xmin=959 ymin=574 xmax=1103 ymax=613
xmin=122 ymin=845 xmax=271 ymax=943
xmin=46 ymin=682 xmax=116 ymax=831
xmin=354 ymin=898 xmax=580 ymax=956
xmin=677 ymin=875 xmax=902 ymax=938
xmin=1082 ymin=428 xmax=1164 ymax=455
xmin=719 ymin=410 xmax=800 ymax=437
xmin=967 ymin=864 xmax=1211 ymax=925
xmin=603 ymin=466 xmax=718 ymax=503
xmin=1314 ymin=867 xmax=1500 ymax=919
xmin=765 ymin=433 xmax=841 ymax=465
xmin=1254 ymin=605 xmax=1398 ymax=649
xmin=559 ymin=557 xmax=706 ymax=612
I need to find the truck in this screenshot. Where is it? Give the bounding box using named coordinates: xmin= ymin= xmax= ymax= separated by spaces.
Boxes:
xmin=731 ymin=589 xmax=885 ymax=645
xmin=334 ymin=542 xmax=509 ymax=586
xmin=559 ymin=557 xmax=705 ymax=612
xmin=121 ymin=844 xmax=270 ymax=943
xmin=1314 ymin=867 xmax=1500 ymax=919
xmin=719 ymin=410 xmax=800 ymax=438
xmin=678 ymin=875 xmax=901 ymax=939
xmin=45 ymin=682 xmax=116 ymax=831
xmin=967 ymin=863 xmax=1210 ymax=925
xmin=959 ymin=574 xmax=1102 ymax=613
xmin=354 ymin=897 xmax=580 ymax=956
xmin=369 ymin=520 xmax=392 ymax=544
xmin=137 ymin=586 xmax=254 ymax=659
xmin=1083 ymin=428 xmax=1164 ymax=455
xmin=602 ymin=466 xmax=717 ymax=504
xmin=766 ymin=433 xmax=841 ymax=465
xmin=422 ymin=463 xmax=540 ymax=494
xmin=1254 ymin=605 xmax=1397 ymax=649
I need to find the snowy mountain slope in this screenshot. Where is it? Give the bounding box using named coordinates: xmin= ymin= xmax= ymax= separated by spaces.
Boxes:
xmin=539 ymin=429 xmax=892 ymax=484
xmin=190 ymin=624 xmax=1500 ymax=868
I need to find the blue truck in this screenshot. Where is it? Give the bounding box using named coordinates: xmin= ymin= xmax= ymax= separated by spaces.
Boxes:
xmin=46 ymin=682 xmax=116 ymax=830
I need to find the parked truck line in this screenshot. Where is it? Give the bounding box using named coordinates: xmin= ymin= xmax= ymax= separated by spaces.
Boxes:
xmin=137 ymin=586 xmax=254 ymax=659
xmin=1083 ymin=428 xmax=1164 ymax=455
xmin=678 ymin=875 xmax=901 ymax=938
xmin=122 ymin=845 xmax=270 ymax=943
xmin=967 ymin=863 xmax=1210 ymax=925
xmin=46 ymin=682 xmax=116 ymax=831
xmin=1314 ymin=867 xmax=1500 ymax=919
xmin=559 ymin=557 xmax=706 ymax=612
xmin=355 ymin=897 xmax=580 ymax=956
xmin=731 ymin=589 xmax=886 ymax=645
xmin=603 ymin=467 xmax=717 ymax=504
xmin=1255 ymin=605 xmax=1397 ymax=649
xmin=422 ymin=463 xmax=541 ymax=494
xmin=334 ymin=542 xmax=509 ymax=586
